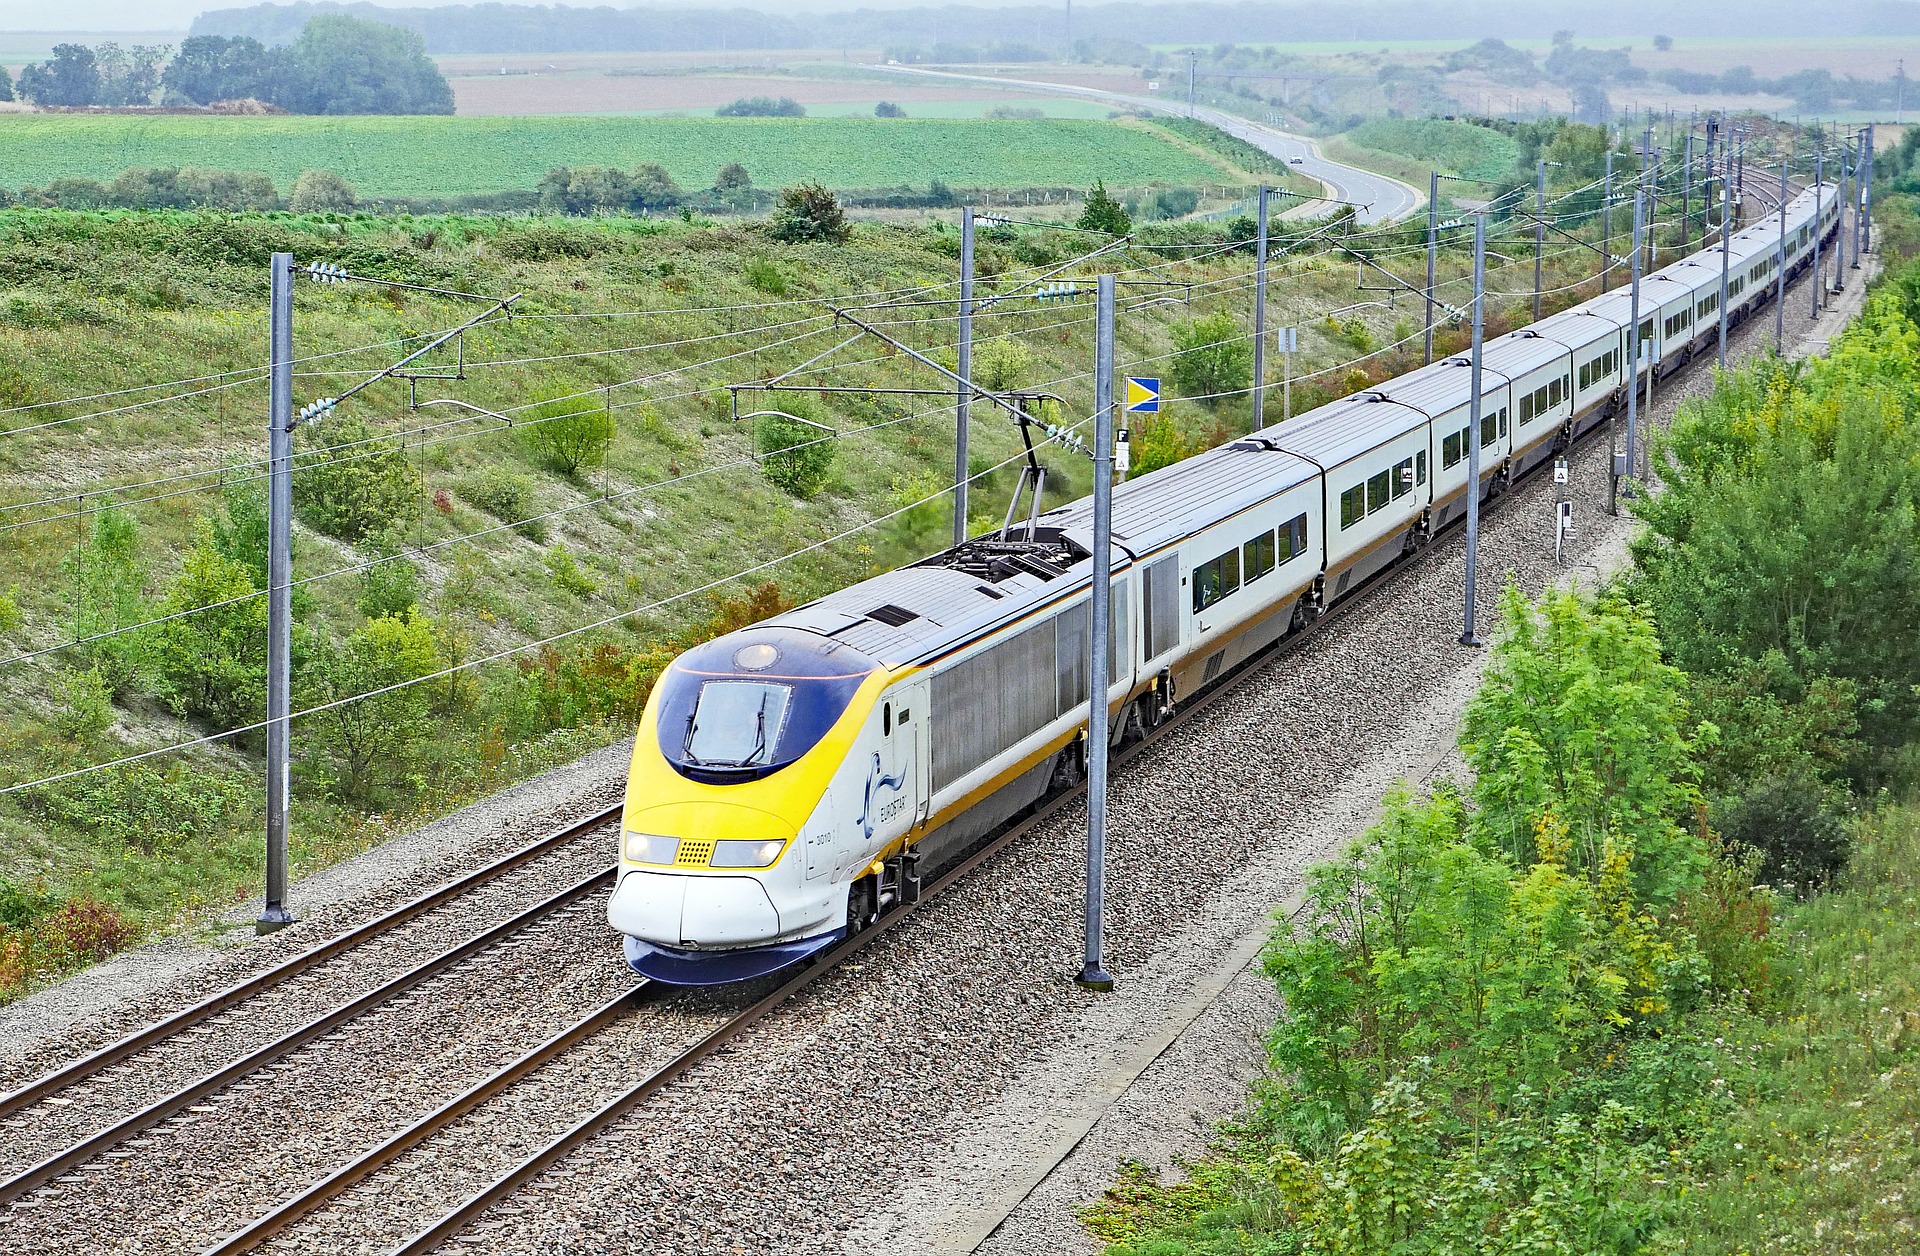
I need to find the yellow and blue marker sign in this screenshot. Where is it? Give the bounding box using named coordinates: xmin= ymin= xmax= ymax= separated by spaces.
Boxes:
xmin=1124 ymin=376 xmax=1160 ymax=413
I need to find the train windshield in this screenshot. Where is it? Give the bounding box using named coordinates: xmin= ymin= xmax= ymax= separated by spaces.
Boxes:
xmin=654 ymin=627 xmax=875 ymax=784
xmin=684 ymin=682 xmax=790 ymax=768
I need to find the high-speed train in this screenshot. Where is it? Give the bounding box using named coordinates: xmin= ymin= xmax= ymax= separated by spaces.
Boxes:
xmin=609 ymin=181 xmax=1841 ymax=984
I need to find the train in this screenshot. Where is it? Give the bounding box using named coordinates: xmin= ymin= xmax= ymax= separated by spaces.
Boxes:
xmin=608 ymin=180 xmax=1842 ymax=984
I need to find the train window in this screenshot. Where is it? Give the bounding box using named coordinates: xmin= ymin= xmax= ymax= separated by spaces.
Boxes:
xmin=1564 ymin=373 xmax=1571 ymax=398
xmin=1278 ymin=512 xmax=1309 ymax=561
xmin=1393 ymin=457 xmax=1414 ymax=499
xmin=685 ymin=681 xmax=793 ymax=769
xmin=1340 ymin=483 xmax=1365 ymax=529
xmin=1500 ymin=406 xmax=1509 ymax=436
xmin=1638 ymin=318 xmax=1654 ymax=346
xmin=1193 ymin=548 xmax=1240 ymax=613
xmin=883 ymin=703 xmax=892 ymax=736
xmin=1054 ymin=601 xmax=1090 ymax=716
xmin=1415 ymin=450 xmax=1428 ymax=485
xmin=1366 ymin=469 xmax=1393 ymax=513
xmin=1244 ymin=531 xmax=1276 ymax=583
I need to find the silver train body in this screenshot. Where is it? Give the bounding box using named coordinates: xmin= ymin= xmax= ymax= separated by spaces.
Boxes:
xmin=608 ymin=183 xmax=1840 ymax=984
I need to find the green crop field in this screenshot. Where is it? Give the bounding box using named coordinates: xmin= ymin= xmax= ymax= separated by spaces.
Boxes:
xmin=1343 ymin=118 xmax=1520 ymax=183
xmin=0 ymin=114 xmax=1227 ymax=197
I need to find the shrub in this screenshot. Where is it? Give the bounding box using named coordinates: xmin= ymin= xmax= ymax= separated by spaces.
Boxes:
xmin=33 ymin=898 xmax=137 ymax=968
xmin=63 ymin=508 xmax=149 ymax=698
xmin=0 ymin=585 xmax=21 ymax=636
xmin=1127 ymin=411 xmax=1204 ymax=478
xmin=288 ymin=169 xmax=356 ymax=213
xmin=971 ymin=338 xmax=1034 ymax=391
xmin=1169 ymin=310 xmax=1253 ymax=407
xmin=545 ymin=544 xmax=599 ymax=597
xmin=755 ymin=403 xmax=836 ymax=498
xmin=517 ymin=395 xmax=614 ymax=477
xmin=743 ymin=256 xmax=789 ymax=296
xmin=714 ymin=162 xmax=752 ymax=191
xmin=356 ymin=545 xmax=421 ymax=620
xmin=769 ymin=180 xmax=850 ymax=244
xmin=454 ymin=466 xmax=544 ymax=540
xmin=874 ymin=101 xmax=907 ymax=117
xmin=48 ymin=667 xmax=115 ymax=741
xmin=1076 ymin=179 xmax=1131 ymax=234
xmin=147 ymin=525 xmax=268 ymax=729
xmin=1712 ymin=774 xmax=1853 ymax=892
xmin=295 ymin=414 xmax=420 ymax=543
xmin=39 ymin=761 xmax=249 ymax=857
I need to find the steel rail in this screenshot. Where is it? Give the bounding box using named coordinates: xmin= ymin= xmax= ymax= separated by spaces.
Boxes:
xmin=0 ymin=866 xmax=615 ymax=1206
xmin=0 ymin=805 xmax=621 ymax=1121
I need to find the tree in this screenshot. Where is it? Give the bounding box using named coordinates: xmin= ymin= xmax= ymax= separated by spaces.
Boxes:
xmin=1169 ymin=311 xmax=1252 ymax=406
xmin=18 ymin=44 xmax=100 ymax=106
xmin=0 ymin=65 xmax=14 ymax=103
xmin=716 ymin=95 xmax=804 ymax=117
xmin=1076 ymin=179 xmax=1131 ymax=234
xmin=1652 ymin=34 xmax=1674 ymax=51
xmin=90 ymin=42 xmax=166 ymax=107
xmin=304 ymin=611 xmax=442 ymax=805
xmin=756 ymin=401 xmax=836 ymax=498
xmin=714 ymin=162 xmax=752 ymax=191
xmin=874 ymin=101 xmax=906 ymax=117
xmin=161 ymin=35 xmax=271 ymax=104
xmin=518 ymin=395 xmax=615 ymax=477
xmin=265 ymin=16 xmax=454 ymax=116
xmin=769 ymin=180 xmax=850 ymax=244
xmin=62 ymin=509 xmax=149 ymax=698
xmin=147 ymin=525 xmax=267 ymax=730
xmin=295 ymin=414 xmax=419 ymax=543
xmin=629 ymin=162 xmax=683 ymax=212
xmin=1462 ymin=586 xmax=1705 ymax=902
xmin=288 ymin=169 xmax=356 ymax=213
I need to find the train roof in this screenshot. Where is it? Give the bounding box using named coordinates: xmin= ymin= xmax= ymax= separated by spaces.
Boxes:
xmin=1371 ymin=357 xmax=1483 ymax=415
xmin=1043 ymin=435 xmax=1316 ymax=558
xmin=1526 ymin=306 xmax=1625 ymax=350
xmin=1258 ymin=390 xmax=1429 ymax=467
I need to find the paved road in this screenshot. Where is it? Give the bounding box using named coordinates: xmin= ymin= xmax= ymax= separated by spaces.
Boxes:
xmin=868 ymin=64 xmax=1423 ymax=224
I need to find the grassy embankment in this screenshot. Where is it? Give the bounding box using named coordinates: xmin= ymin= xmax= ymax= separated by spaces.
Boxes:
xmin=1082 ymin=219 xmax=1920 ymax=1254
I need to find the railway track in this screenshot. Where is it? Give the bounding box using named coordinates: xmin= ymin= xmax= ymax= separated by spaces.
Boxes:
xmin=0 ymin=806 xmax=621 ymax=1195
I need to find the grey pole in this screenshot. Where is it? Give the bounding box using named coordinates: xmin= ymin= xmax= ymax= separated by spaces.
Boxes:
xmin=1776 ymin=158 xmax=1788 ymax=353
xmin=1718 ymin=153 xmax=1732 ymax=369
xmin=1533 ymin=158 xmax=1546 ymax=322
xmin=1460 ymin=214 xmax=1486 ymax=649
xmin=1863 ymin=125 xmax=1874 ymax=256
xmin=1811 ymin=147 xmax=1824 ymax=319
xmin=1851 ymin=129 xmax=1863 ymax=270
xmin=954 ymin=207 xmax=974 ymax=547
xmin=1601 ymin=148 xmax=1614 ymax=293
xmin=1187 ymin=50 xmax=1196 ymax=119
xmin=1077 ymin=272 xmax=1116 ymax=993
xmin=260 ymin=252 xmax=296 ymax=934
xmin=1252 ymin=184 xmax=1269 ymax=429
xmin=1682 ymin=131 xmax=1694 ymax=252
xmin=1625 ymin=191 xmax=1645 ymax=496
xmin=1424 ymin=170 xmax=1439 ymax=364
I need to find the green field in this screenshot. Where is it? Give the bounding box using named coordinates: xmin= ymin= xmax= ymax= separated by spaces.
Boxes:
xmin=0 ymin=114 xmax=1226 ymax=196
xmin=1343 ymin=117 xmax=1520 ymax=182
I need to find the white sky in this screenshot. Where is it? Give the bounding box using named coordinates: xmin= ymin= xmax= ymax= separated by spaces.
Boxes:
xmin=0 ymin=0 xmax=1056 ymax=35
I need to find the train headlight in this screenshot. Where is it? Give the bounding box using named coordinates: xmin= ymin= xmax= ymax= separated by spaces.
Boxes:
xmin=710 ymin=838 xmax=787 ymax=868
xmin=625 ymin=832 xmax=680 ymax=865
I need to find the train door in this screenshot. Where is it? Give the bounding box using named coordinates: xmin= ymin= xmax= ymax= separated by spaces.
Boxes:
xmin=893 ymin=677 xmax=931 ymax=829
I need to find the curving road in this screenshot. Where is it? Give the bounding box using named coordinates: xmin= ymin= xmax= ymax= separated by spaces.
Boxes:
xmin=867 ymin=64 xmax=1423 ymax=224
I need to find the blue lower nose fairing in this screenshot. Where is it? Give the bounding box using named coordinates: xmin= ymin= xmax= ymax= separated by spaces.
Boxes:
xmin=622 ymin=929 xmax=846 ymax=985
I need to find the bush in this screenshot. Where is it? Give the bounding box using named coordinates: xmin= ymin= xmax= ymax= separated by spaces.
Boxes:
xmin=288 ymin=169 xmax=357 ymax=213
xmin=874 ymin=101 xmax=907 ymax=117
xmin=38 ymin=761 xmax=249 ymax=857
xmin=32 ymin=898 xmax=137 ymax=968
xmin=544 ymin=544 xmax=599 ymax=598
xmin=294 ymin=413 xmax=419 ymax=543
xmin=1127 ymin=411 xmax=1204 ymax=478
xmin=1169 ymin=310 xmax=1253 ymax=407
xmin=356 ymin=532 xmax=421 ymax=619
xmin=769 ymin=180 xmax=850 ymax=245
xmin=756 ymin=403 xmax=836 ymax=498
xmin=62 ymin=508 xmax=149 ymax=698
xmin=1076 ymin=179 xmax=1131 ymax=234
xmin=743 ymin=256 xmax=789 ymax=296
xmin=1713 ymin=774 xmax=1853 ymax=891
xmin=517 ymin=395 xmax=614 ymax=478
xmin=970 ymin=338 xmax=1034 ymax=392
xmin=714 ymin=162 xmax=752 ymax=191
xmin=716 ymin=95 xmax=804 ymax=117
xmin=146 ymin=524 xmax=268 ymax=729
xmin=455 ymin=466 xmax=544 ymax=540
xmin=49 ymin=667 xmax=115 ymax=741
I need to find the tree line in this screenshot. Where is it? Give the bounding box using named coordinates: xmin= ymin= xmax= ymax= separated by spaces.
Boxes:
xmin=10 ymin=17 xmax=452 ymax=115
